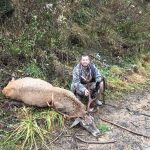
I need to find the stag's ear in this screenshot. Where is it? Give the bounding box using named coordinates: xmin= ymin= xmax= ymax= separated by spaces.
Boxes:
xmin=11 ymin=73 xmax=16 ymax=81
xmin=70 ymin=118 xmax=81 ymax=128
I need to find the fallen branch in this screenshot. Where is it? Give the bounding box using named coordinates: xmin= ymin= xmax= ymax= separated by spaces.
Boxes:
xmin=64 ymin=134 xmax=84 ymax=137
xmin=75 ymin=136 xmax=116 ymax=144
xmin=140 ymin=113 xmax=150 ymax=118
xmin=74 ymin=136 xmax=79 ymax=150
xmin=99 ymin=117 xmax=150 ymax=138
xmin=126 ymin=107 xmax=150 ymax=118
xmin=104 ymin=103 xmax=118 ymax=108
xmin=49 ymin=131 xmax=64 ymax=144
xmin=130 ymin=122 xmax=139 ymax=128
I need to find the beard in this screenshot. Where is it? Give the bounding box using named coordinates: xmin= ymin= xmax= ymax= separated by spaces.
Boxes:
xmin=81 ymin=63 xmax=89 ymax=67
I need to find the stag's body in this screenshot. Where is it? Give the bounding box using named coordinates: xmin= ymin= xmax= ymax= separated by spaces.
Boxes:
xmin=2 ymin=77 xmax=100 ymax=136
xmin=47 ymin=87 xmax=86 ymax=118
xmin=2 ymin=77 xmax=86 ymax=118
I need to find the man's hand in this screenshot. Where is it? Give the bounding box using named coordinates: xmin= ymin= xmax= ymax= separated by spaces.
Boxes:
xmin=84 ymin=89 xmax=89 ymax=96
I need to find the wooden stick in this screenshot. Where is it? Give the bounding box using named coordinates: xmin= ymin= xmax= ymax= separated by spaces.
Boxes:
xmin=75 ymin=136 xmax=116 ymax=144
xmin=64 ymin=134 xmax=84 ymax=137
xmin=140 ymin=113 xmax=150 ymax=118
xmin=74 ymin=136 xmax=79 ymax=150
xmin=99 ymin=117 xmax=150 ymax=138
xmin=50 ymin=131 xmax=64 ymax=144
xmin=126 ymin=107 xmax=150 ymax=118
xmin=103 ymin=103 xmax=117 ymax=108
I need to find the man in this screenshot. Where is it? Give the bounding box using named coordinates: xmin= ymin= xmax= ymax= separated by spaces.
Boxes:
xmin=71 ymin=54 xmax=104 ymax=112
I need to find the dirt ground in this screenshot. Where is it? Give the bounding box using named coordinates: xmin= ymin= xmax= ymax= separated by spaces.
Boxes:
xmin=49 ymin=87 xmax=150 ymax=150
xmin=0 ymin=87 xmax=150 ymax=150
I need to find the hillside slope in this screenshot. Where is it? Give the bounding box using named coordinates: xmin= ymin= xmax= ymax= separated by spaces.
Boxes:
xmin=0 ymin=0 xmax=150 ymax=88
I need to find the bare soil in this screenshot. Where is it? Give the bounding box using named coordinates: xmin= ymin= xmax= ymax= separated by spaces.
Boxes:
xmin=50 ymin=87 xmax=150 ymax=150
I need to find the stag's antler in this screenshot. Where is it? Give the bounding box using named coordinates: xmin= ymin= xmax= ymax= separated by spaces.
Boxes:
xmin=87 ymin=77 xmax=106 ymax=111
xmin=87 ymin=83 xmax=96 ymax=112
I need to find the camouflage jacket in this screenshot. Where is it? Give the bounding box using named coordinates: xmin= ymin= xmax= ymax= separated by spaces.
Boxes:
xmin=71 ymin=63 xmax=102 ymax=95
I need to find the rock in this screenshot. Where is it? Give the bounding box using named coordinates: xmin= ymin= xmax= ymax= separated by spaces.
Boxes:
xmin=131 ymin=64 xmax=138 ymax=73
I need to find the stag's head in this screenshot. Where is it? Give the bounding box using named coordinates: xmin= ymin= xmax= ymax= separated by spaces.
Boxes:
xmin=71 ymin=114 xmax=100 ymax=136
xmin=2 ymin=79 xmax=17 ymax=99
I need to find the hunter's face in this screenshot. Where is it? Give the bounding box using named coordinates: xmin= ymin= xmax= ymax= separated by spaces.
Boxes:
xmin=80 ymin=56 xmax=90 ymax=67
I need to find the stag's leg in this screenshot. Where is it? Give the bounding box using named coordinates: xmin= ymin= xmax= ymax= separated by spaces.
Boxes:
xmin=87 ymin=90 xmax=96 ymax=112
xmin=3 ymin=100 xmax=25 ymax=108
xmin=87 ymin=94 xmax=96 ymax=112
xmin=48 ymin=101 xmax=71 ymax=120
xmin=54 ymin=109 xmax=71 ymax=120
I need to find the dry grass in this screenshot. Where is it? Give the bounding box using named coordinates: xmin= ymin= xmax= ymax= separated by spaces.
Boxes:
xmin=127 ymin=73 xmax=146 ymax=84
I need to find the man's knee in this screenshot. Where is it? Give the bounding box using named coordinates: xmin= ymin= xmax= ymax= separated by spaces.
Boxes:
xmin=70 ymin=84 xmax=76 ymax=94
xmin=99 ymin=81 xmax=104 ymax=89
xmin=98 ymin=79 xmax=106 ymax=92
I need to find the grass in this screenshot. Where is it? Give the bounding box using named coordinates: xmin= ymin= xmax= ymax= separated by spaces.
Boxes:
xmin=0 ymin=57 xmax=149 ymax=150
xmin=96 ymin=123 xmax=109 ymax=134
xmin=0 ymin=1 xmax=150 ymax=149
xmin=0 ymin=107 xmax=64 ymax=150
xmin=23 ymin=61 xmax=45 ymax=79
xmin=98 ymin=52 xmax=150 ymax=99
xmin=38 ymin=109 xmax=64 ymax=131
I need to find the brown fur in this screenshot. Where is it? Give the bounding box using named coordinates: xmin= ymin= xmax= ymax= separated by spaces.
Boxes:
xmin=2 ymin=77 xmax=86 ymax=118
